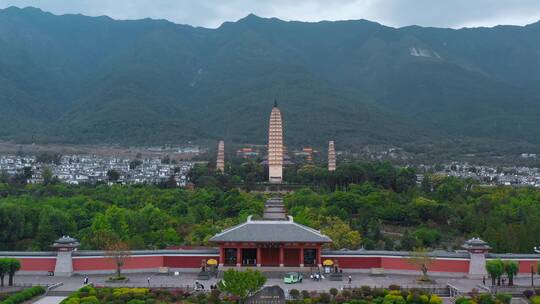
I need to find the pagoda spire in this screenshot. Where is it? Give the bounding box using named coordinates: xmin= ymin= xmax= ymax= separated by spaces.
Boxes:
xmin=268 ymin=102 xmax=283 ymax=183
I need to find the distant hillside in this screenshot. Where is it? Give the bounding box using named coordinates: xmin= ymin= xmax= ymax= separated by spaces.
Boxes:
xmin=1 ymin=6 xmax=540 ymax=152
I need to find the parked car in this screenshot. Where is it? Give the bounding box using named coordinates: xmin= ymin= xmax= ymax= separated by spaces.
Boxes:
xmin=283 ymin=272 xmax=303 ymax=284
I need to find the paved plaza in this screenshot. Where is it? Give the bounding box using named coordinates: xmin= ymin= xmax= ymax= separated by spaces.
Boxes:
xmin=10 ymin=272 xmax=490 ymax=293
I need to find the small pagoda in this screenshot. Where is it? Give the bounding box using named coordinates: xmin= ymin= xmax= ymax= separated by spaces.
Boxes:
xmin=52 ymin=236 xmax=80 ymax=252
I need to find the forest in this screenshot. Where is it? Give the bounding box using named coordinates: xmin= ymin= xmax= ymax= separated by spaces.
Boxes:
xmin=1 ymin=160 xmax=540 ymax=253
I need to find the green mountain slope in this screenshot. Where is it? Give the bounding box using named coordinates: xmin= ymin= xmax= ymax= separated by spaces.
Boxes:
xmin=0 ymin=7 xmax=539 ymax=151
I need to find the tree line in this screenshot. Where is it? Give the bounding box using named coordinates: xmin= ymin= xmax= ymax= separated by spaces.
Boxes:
xmin=1 ymin=160 xmax=540 ymax=253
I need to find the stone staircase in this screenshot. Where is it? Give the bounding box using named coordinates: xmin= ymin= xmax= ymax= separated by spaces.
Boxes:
xmin=262 ymin=197 xmax=287 ymax=220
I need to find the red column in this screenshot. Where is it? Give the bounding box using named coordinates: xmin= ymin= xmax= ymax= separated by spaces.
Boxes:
xmin=236 ymin=247 xmax=242 ymax=267
xmin=219 ymin=247 xmax=224 ymax=266
xmin=256 ymin=247 xmax=262 ymax=267
xmin=300 ymin=247 xmax=304 ymax=267
xmin=316 ymin=245 xmax=322 ymax=267
xmin=279 ymin=246 xmax=284 ymax=267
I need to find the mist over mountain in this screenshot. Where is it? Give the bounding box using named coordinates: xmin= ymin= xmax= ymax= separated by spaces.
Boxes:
xmin=1 ymin=6 xmax=540 ymax=152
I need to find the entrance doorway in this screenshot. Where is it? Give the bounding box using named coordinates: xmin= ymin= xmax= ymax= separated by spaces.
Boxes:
xmin=304 ymin=249 xmax=317 ymax=266
xmin=284 ymin=248 xmax=300 ymax=266
xmin=261 ymin=248 xmax=280 ymax=266
xmin=224 ymin=248 xmax=237 ymax=266
xmin=242 ymin=248 xmax=257 ymax=266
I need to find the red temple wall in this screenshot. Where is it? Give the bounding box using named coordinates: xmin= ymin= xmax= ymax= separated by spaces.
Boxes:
xmin=325 ymin=256 xmax=382 ymax=269
xmin=381 ymin=257 xmax=469 ymax=273
xmin=73 ymin=256 xmax=163 ymax=271
xmin=11 ymin=252 xmax=540 ymax=274
xmin=18 ymin=258 xmax=56 ymax=271
xmin=164 ymin=255 xmax=218 ymax=268
xmin=323 ymin=255 xmax=469 ymax=273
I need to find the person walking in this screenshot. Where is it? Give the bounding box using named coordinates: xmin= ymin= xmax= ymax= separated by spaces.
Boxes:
xmin=83 ymin=276 xmax=89 ymax=285
xmin=147 ymin=276 xmax=151 ymax=287
xmin=348 ymin=275 xmax=352 ymax=284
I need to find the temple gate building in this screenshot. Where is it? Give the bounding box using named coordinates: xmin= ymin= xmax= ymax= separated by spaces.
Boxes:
xmin=268 ymin=102 xmax=284 ymax=183
xmin=209 ymin=198 xmax=331 ymax=267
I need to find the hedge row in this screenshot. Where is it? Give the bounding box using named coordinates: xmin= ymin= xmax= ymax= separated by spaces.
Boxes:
xmin=0 ymin=286 xmax=46 ymax=304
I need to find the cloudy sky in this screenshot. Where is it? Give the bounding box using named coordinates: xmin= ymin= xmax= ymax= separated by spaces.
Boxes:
xmin=1 ymin=0 xmax=540 ymax=28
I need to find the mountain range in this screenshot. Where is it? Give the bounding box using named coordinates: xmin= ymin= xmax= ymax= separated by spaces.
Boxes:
xmin=1 ymin=6 xmax=540 ymax=153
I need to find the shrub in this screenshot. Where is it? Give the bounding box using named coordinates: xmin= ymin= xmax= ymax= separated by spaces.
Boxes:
xmin=373 ymin=297 xmax=385 ymax=304
xmin=352 ymin=289 xmax=363 ymax=299
xmin=80 ymin=296 xmax=100 ymax=304
xmin=330 ymin=288 xmax=339 ymax=297
xmin=389 ymin=285 xmax=401 ymax=291
xmin=290 ymin=289 xmax=300 ymax=299
xmin=197 ymin=293 xmax=208 ymax=301
xmin=383 ymin=291 xmax=406 ymax=304
xmin=342 ymin=290 xmax=352 ymax=298
xmin=495 ymin=293 xmax=511 ymax=304
xmin=429 ymin=295 xmax=442 ymax=304
xmin=455 ymin=297 xmax=469 ymax=304
xmin=477 ymin=294 xmax=494 ymax=304
xmin=319 ymin=293 xmax=331 ymax=303
xmin=301 ymin=290 xmax=310 ymax=299
xmin=79 ymin=286 xmax=95 ymax=294
xmin=1 ymin=286 xmax=46 ymax=304
xmin=373 ymin=288 xmax=387 ymax=298
xmin=126 ymin=300 xmax=145 ymax=304
xmin=531 ymin=296 xmax=540 ymax=304
xmin=361 ymin=286 xmax=372 ymax=296
xmin=62 ymin=297 xmax=80 ymax=304
xmin=524 ymin=290 xmax=535 ymax=299
xmin=210 ymin=289 xmax=221 ymax=302
xmin=407 ymin=292 xmax=429 ymax=304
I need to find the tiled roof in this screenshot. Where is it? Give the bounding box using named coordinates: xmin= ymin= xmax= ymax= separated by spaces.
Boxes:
xmin=209 ymin=215 xmax=331 ymax=243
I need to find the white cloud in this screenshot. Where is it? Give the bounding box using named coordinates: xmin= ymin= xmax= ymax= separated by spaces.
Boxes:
xmin=0 ymin=0 xmax=539 ymax=28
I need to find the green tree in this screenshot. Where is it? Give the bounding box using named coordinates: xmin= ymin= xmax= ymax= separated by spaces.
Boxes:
xmin=504 ymin=260 xmax=518 ymax=286
xmin=36 ymin=206 xmax=77 ymax=249
xmin=42 ymin=167 xmax=54 ymax=185
xmin=486 ymin=259 xmax=504 ymax=286
xmin=107 ymin=170 xmax=120 ymax=182
xmin=105 ymin=241 xmax=130 ymax=278
xmin=408 ymin=247 xmax=434 ymax=282
xmin=321 ymin=217 xmax=361 ymax=250
xmin=129 ymin=159 xmax=143 ymax=170
xmin=0 ymin=204 xmax=27 ymax=247
xmin=0 ymin=258 xmax=8 ymax=286
xmin=7 ymin=258 xmax=21 ymax=286
xmin=218 ymin=269 xmax=266 ymax=301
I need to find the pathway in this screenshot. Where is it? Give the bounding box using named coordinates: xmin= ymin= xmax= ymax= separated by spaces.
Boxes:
xmin=32 ymin=297 xmax=66 ymax=304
